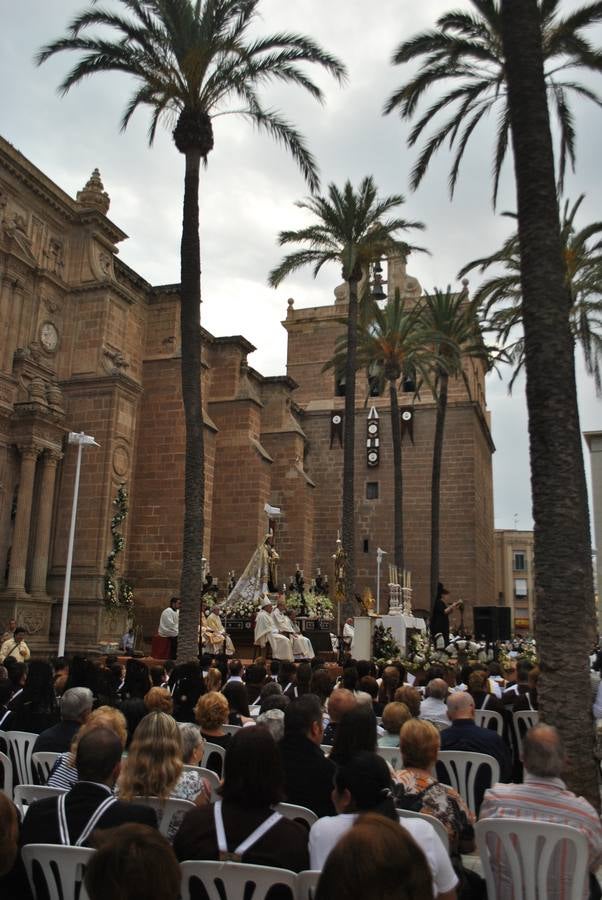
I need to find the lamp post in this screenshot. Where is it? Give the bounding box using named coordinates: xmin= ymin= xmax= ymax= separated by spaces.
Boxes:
xmin=58 ymin=431 xmax=100 ymax=657
xmin=376 ymin=546 xmax=387 ymax=615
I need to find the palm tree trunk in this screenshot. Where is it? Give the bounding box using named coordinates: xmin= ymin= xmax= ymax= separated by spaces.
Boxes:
xmin=390 ymin=380 xmax=404 ymax=572
xmin=502 ymin=0 xmax=598 ymax=807
xmin=342 ymin=278 xmax=359 ymax=613
xmin=178 ymin=147 xmax=205 ymax=661
xmin=430 ymin=370 xmax=448 ymax=611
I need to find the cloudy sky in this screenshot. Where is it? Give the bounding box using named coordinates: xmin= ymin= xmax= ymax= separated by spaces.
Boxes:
xmin=2 ymin=0 xmax=600 ymax=537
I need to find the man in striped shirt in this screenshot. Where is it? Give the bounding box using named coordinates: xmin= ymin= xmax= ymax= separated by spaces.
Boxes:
xmin=479 ymin=724 xmax=602 ymax=899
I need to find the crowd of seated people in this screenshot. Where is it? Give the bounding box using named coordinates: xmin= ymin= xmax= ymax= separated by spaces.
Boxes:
xmin=2 ymin=646 xmax=602 ymax=900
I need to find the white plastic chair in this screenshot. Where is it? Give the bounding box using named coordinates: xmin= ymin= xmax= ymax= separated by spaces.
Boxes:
xmin=180 ymin=860 xmax=297 ymax=900
xmin=437 ymin=751 xmax=500 ymax=815
xmin=32 ymin=751 xmax=62 ymax=784
xmin=6 ymin=730 xmax=37 ymax=784
xmin=397 ymin=808 xmax=450 ymax=853
xmin=22 ymin=843 xmax=94 ymax=900
xmin=475 ymin=817 xmax=589 ymax=900
xmin=202 ymin=741 xmax=227 ymax=777
xmin=513 ymin=709 xmax=539 ymax=756
xmin=14 ymin=784 xmax=67 ymax=816
xmin=0 ymin=749 xmax=13 ymax=798
xmin=320 ymin=744 xmax=331 ymax=757
xmin=474 ymin=708 xmax=504 ymax=734
xmin=132 ymin=795 xmax=195 ymax=838
xmin=297 ymin=870 xmax=321 ymax=900
xmin=376 ymin=746 xmax=401 ymax=769
xmin=222 ymin=724 xmax=242 ymax=735
xmin=274 ymin=802 xmax=318 ymax=828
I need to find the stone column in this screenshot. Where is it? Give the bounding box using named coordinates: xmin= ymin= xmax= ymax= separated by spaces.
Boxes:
xmin=30 ymin=449 xmax=62 ymax=595
xmin=6 ymin=445 xmax=41 ymax=594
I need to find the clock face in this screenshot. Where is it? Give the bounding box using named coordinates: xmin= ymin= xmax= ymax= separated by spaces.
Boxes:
xmin=367 ymin=422 xmax=378 ymax=434
xmin=367 ymin=450 xmax=378 ymax=465
xmin=402 ymin=411 xmax=412 ymax=421
xmin=40 ymin=321 xmax=59 ymax=352
xmin=332 ymin=414 xmax=342 ymax=425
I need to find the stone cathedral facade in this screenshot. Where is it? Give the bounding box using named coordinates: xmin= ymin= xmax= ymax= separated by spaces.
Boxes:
xmin=0 ymin=135 xmax=495 ymax=652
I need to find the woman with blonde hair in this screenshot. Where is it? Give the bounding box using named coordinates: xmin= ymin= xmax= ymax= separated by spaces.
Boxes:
xmin=118 ymin=711 xmax=209 ymax=840
xmin=195 ymin=690 xmax=231 ymax=773
xmin=144 ymin=686 xmax=174 ymax=715
xmin=47 ymin=705 xmax=128 ymax=790
xmin=205 ymin=667 xmax=222 ymax=692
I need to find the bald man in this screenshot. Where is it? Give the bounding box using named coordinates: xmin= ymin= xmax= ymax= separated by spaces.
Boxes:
xmin=322 ymin=688 xmax=357 ymax=746
xmin=480 ymin=725 xmax=602 ymax=899
xmin=439 ymin=690 xmax=511 ymax=811
xmin=419 ymin=678 xmax=450 ymax=729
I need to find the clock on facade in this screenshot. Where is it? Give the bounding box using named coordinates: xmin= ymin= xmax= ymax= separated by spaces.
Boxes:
xmin=40 ymin=321 xmax=59 ymax=353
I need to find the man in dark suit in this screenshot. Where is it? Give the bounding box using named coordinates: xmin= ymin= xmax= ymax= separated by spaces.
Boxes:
xmin=439 ymin=691 xmax=512 ymax=812
xmin=278 ymin=694 xmax=335 ymax=818
xmin=33 ymin=687 xmax=94 ymax=754
xmin=21 ymin=727 xmax=156 ymax=847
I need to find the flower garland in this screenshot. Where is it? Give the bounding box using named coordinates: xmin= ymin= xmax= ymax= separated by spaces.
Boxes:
xmin=104 ymin=484 xmax=134 ymax=614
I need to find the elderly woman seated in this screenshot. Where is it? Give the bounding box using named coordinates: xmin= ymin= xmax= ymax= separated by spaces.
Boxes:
xmin=378 ymin=701 xmax=412 ymax=747
xmin=394 ymin=718 xmax=475 ymax=857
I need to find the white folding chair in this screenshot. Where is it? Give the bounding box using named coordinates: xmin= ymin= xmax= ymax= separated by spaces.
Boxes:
xmin=297 ymin=870 xmax=321 ymax=900
xmin=437 ymin=751 xmax=500 ymax=815
xmin=14 ymin=784 xmax=67 ymax=816
xmin=6 ymin=730 xmax=37 ymax=784
xmin=222 ymin=724 xmax=242 ymax=735
xmin=376 ymin=746 xmax=401 ymax=769
xmin=320 ymin=744 xmax=331 ymax=757
xmin=475 ymin=817 xmax=589 ymax=900
xmin=183 ymin=764 xmax=221 ymax=801
xmin=513 ymin=709 xmax=539 ymax=756
xmin=180 ymin=860 xmax=297 ymax=900
xmin=32 ymin=751 xmax=62 ymax=784
xmin=274 ymin=802 xmax=318 ymax=828
xmin=22 ymin=843 xmax=94 ymax=900
xmin=202 ymin=741 xmax=227 ymax=777
xmin=0 ymin=749 xmax=13 ymax=798
xmin=397 ymin=808 xmax=450 ymax=853
xmin=132 ymin=795 xmax=195 ymax=838
xmin=474 ymin=708 xmax=504 ymax=734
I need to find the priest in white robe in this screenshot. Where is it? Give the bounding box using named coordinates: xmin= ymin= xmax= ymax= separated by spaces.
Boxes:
xmin=273 ymin=600 xmax=315 ymax=660
xmin=254 ymin=597 xmax=293 ymax=661
xmin=201 ymin=608 xmax=235 ymax=656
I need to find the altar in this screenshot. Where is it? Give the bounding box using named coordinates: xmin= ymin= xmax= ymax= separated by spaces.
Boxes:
xmin=377 ymin=613 xmax=426 ymax=655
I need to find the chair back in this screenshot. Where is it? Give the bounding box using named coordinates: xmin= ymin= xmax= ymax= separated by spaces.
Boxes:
xmin=132 ymin=795 xmax=195 ymax=838
xmin=32 ymin=751 xmax=62 ymax=785
xmin=183 ymin=765 xmax=221 ymax=801
xmin=513 ymin=710 xmax=539 ymax=756
xmin=274 ymin=802 xmax=318 ymax=828
xmin=474 ymin=708 xmax=504 ymax=734
xmin=437 ymin=751 xmax=500 ymax=815
xmin=222 ymin=724 xmax=242 ymax=735
xmin=14 ymin=783 xmax=67 ymax=815
xmin=397 ymin=808 xmax=450 ymax=853
xmin=6 ymin=730 xmax=37 ymax=784
xmin=202 ymin=741 xmax=227 ymax=777
xmin=22 ymin=843 xmax=94 ymax=900
xmin=475 ymin=817 xmax=589 ymax=900
xmin=376 ymin=746 xmax=401 ymax=769
xmin=320 ymin=744 xmax=331 ymax=757
xmin=297 ymin=870 xmax=321 ymax=900
xmin=180 ymin=860 xmax=297 ymax=900
xmin=0 ymin=749 xmax=13 ymax=798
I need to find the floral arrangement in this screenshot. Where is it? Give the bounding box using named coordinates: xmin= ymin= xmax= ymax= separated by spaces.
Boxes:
xmin=223 ymin=597 xmax=258 ymax=620
xmin=301 ymin=593 xmax=334 ymax=621
xmin=104 ymin=484 xmax=134 ymax=615
xmin=373 ymin=624 xmax=401 ymax=665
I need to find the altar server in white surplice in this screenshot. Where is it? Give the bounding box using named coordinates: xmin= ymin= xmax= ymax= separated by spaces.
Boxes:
xmin=272 ymin=599 xmax=315 ymax=660
xmin=254 ymin=598 xmax=294 ymax=661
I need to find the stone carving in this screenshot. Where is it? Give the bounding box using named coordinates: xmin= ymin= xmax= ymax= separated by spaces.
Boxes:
xmin=17 ymin=605 xmax=48 ymax=635
xmin=27 ymin=376 xmax=48 ymax=405
xmin=77 ymin=168 xmax=110 ymax=215
xmin=46 ymin=238 xmax=65 ymax=277
xmin=42 ymin=295 xmax=61 ymax=315
xmin=112 ymin=444 xmax=130 ymax=477
xmin=99 ymin=251 xmax=114 ymax=278
xmin=46 ymin=382 xmax=64 ymax=412
xmin=103 ymin=346 xmax=129 ymax=375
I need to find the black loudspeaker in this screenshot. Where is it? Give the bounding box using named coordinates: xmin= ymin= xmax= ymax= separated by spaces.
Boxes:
xmin=473 ymin=606 xmax=512 ymax=642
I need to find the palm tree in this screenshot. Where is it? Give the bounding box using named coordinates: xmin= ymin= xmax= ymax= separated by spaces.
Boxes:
xmin=329 ymin=288 xmax=431 ymax=574
xmin=384 ymin=0 xmax=602 ymax=206
xmin=501 ymin=0 xmax=598 ymax=807
xmin=459 ymin=195 xmax=602 ymax=392
xmin=37 ymin=0 xmax=346 ymax=660
xmin=268 ymin=178 xmax=425 ymax=606
xmin=417 ymin=287 xmax=493 ymax=610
